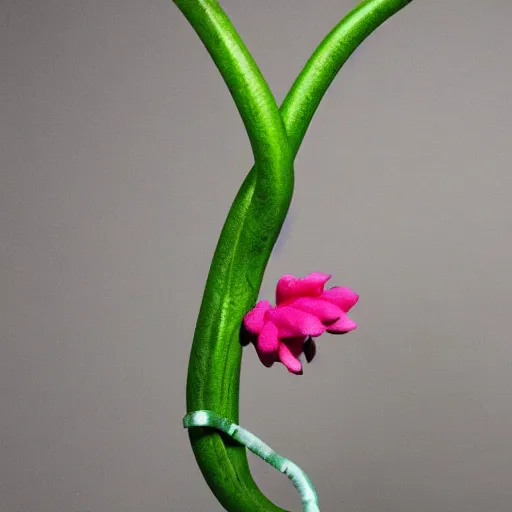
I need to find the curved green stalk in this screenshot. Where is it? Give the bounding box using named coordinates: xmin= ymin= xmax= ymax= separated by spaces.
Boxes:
xmin=175 ymin=1 xmax=415 ymax=511
xmin=174 ymin=1 xmax=293 ymax=511
xmin=282 ymin=0 xmax=414 ymax=155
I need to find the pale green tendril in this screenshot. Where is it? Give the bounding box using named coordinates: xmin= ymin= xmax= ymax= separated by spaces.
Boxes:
xmin=184 ymin=411 xmax=320 ymax=512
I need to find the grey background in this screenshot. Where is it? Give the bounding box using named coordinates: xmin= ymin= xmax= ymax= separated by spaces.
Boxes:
xmin=2 ymin=1 xmax=512 ymax=511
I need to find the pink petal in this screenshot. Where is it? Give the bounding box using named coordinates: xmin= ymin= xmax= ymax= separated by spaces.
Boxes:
xmin=276 ymin=272 xmax=331 ymax=304
xmin=325 ymin=312 xmax=357 ymax=334
xmin=278 ymin=342 xmax=303 ymax=374
xmin=321 ymin=287 xmax=359 ymax=312
xmin=243 ymin=300 xmax=272 ymax=334
xmin=265 ymin=306 xmax=326 ymax=338
xmin=256 ymin=321 xmax=280 ymax=355
xmin=288 ymin=297 xmax=342 ymax=325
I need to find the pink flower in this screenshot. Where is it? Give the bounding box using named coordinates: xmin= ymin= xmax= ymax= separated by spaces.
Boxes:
xmin=243 ymin=273 xmax=359 ymax=374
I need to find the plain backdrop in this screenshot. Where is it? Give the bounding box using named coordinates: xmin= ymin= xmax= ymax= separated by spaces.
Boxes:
xmin=2 ymin=1 xmax=512 ymax=511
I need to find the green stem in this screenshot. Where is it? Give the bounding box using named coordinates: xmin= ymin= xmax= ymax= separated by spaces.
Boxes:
xmin=175 ymin=1 xmax=415 ymax=511
xmin=174 ymin=1 xmax=293 ymax=511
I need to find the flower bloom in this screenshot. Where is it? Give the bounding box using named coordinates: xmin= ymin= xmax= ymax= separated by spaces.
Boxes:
xmin=243 ymin=272 xmax=359 ymax=374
